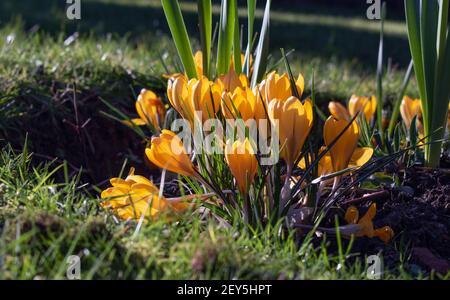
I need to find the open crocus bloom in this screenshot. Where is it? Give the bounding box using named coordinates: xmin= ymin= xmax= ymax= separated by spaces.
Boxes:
xmin=145 ymin=130 xmax=198 ymax=178
xmin=264 ymin=71 xmax=304 ymax=103
xmin=298 ymin=146 xmax=373 ymax=177
xmin=100 ymin=168 xmax=190 ymax=221
xmin=268 ymin=97 xmax=313 ymax=168
xmin=191 ymin=76 xmax=221 ymax=123
xmin=344 ymin=203 xmax=394 ymax=243
xmin=216 ymin=68 xmax=249 ymax=93
xmin=221 ymin=87 xmax=263 ymax=122
xmin=125 ymin=89 xmax=166 ymax=130
xmin=225 ymin=138 xmax=258 ymax=195
xmin=323 ymin=116 xmax=362 ymax=172
xmin=328 ymin=95 xmax=377 ymax=123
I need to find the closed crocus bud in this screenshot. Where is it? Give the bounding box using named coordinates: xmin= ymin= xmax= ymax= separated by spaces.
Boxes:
xmin=134 ymin=89 xmax=166 ymax=130
xmin=400 ymin=96 xmax=422 ymax=129
xmin=221 ymin=87 xmax=256 ymax=122
xmin=323 ymin=116 xmax=359 ymax=172
xmin=145 ymin=130 xmax=198 ymax=178
xmin=168 ymin=75 xmax=196 ymax=127
xmin=191 ymin=76 xmax=221 ymax=123
xmin=268 ymin=97 xmax=313 ymax=168
xmin=348 ymin=95 xmax=377 ymax=123
xmin=265 ymin=71 xmax=305 ymax=103
xmin=225 ymin=138 xmax=258 ymax=195
xmin=328 ymin=101 xmax=351 ymax=121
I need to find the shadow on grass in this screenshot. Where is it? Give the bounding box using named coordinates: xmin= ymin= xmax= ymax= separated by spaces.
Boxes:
xmin=0 ymin=0 xmax=411 ymax=67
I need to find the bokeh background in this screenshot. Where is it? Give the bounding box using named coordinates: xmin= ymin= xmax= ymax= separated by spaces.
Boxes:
xmin=0 ymin=0 xmax=414 ymax=184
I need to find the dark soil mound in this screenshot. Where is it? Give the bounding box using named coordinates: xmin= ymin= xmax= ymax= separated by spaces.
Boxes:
xmin=340 ymin=167 xmax=450 ymax=275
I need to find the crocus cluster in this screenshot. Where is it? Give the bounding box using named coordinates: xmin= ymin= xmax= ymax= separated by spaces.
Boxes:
xmin=100 ymin=54 xmax=396 ymax=242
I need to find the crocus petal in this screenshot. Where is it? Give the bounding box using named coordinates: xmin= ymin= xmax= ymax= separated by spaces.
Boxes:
xmin=328 ymin=101 xmax=351 ymax=121
xmin=348 ymin=95 xmax=376 ymax=123
xmin=265 ymin=71 xmax=292 ymax=102
xmin=345 ymin=206 xmax=359 ymax=224
xmin=374 ymin=226 xmax=394 ymax=243
xmin=145 ymin=130 xmax=198 ymax=178
xmin=400 ymin=96 xmax=421 ymax=129
xmin=194 ymin=50 xmax=203 ymax=78
xmin=268 ymin=97 xmax=313 ymax=167
xmin=225 ymin=138 xmax=258 ymax=195
xmin=100 ymin=168 xmax=189 ymax=221
xmin=323 ymin=116 xmax=359 ymax=172
xmin=216 ymin=69 xmax=247 ymax=93
xmin=191 ymin=76 xmax=221 ymax=123
xmin=349 ymin=147 xmax=373 ymax=167
xmin=135 ymin=89 xmax=166 ymax=130
xmin=357 ymin=203 xmax=377 ymax=238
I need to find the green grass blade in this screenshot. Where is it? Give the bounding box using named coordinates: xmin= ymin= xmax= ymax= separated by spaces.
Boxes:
xmin=198 ymin=0 xmax=212 ymax=78
xmin=251 ymin=0 xmax=271 ymax=88
xmin=245 ymin=0 xmax=257 ymax=77
xmin=233 ymin=0 xmax=242 ymax=74
xmin=216 ymin=0 xmax=236 ymax=76
xmin=161 ymin=0 xmax=197 ymax=79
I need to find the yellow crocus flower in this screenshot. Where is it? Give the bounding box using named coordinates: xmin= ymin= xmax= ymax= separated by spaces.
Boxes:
xmin=298 ymin=146 xmax=373 ymax=177
xmin=328 ymin=95 xmax=377 ymax=123
xmin=221 ymin=87 xmax=260 ymax=122
xmin=124 ymin=89 xmax=166 ymax=130
xmin=323 ymin=116 xmax=360 ymax=172
xmin=145 ymin=130 xmax=199 ymax=178
xmin=216 ymin=68 xmax=249 ymax=93
xmin=264 ymin=71 xmax=305 ymax=103
xmin=344 ymin=203 xmax=394 ymax=243
xmin=400 ymin=96 xmax=422 ymax=130
xmin=191 ymin=76 xmax=221 ymax=123
xmin=167 ymin=75 xmax=196 ymax=126
xmin=100 ymin=168 xmax=190 ymax=221
xmin=225 ymin=138 xmax=258 ymax=195
xmin=268 ymin=97 xmax=313 ymax=168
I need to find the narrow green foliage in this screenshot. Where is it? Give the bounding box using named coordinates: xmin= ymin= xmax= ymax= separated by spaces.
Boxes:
xmin=245 ymin=0 xmax=257 ymax=77
xmin=404 ymin=0 xmax=450 ymax=167
xmin=251 ymin=0 xmax=271 ymax=88
xmin=376 ymin=2 xmax=386 ymax=142
xmin=232 ymin=0 xmax=242 ymax=74
xmin=161 ymin=0 xmax=197 ymax=79
xmin=217 ymin=0 xmax=236 ymax=76
xmin=198 ymin=0 xmax=212 ymax=78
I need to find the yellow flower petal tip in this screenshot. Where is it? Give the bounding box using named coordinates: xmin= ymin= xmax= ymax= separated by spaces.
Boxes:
xmin=374 ymin=226 xmax=395 ymax=243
